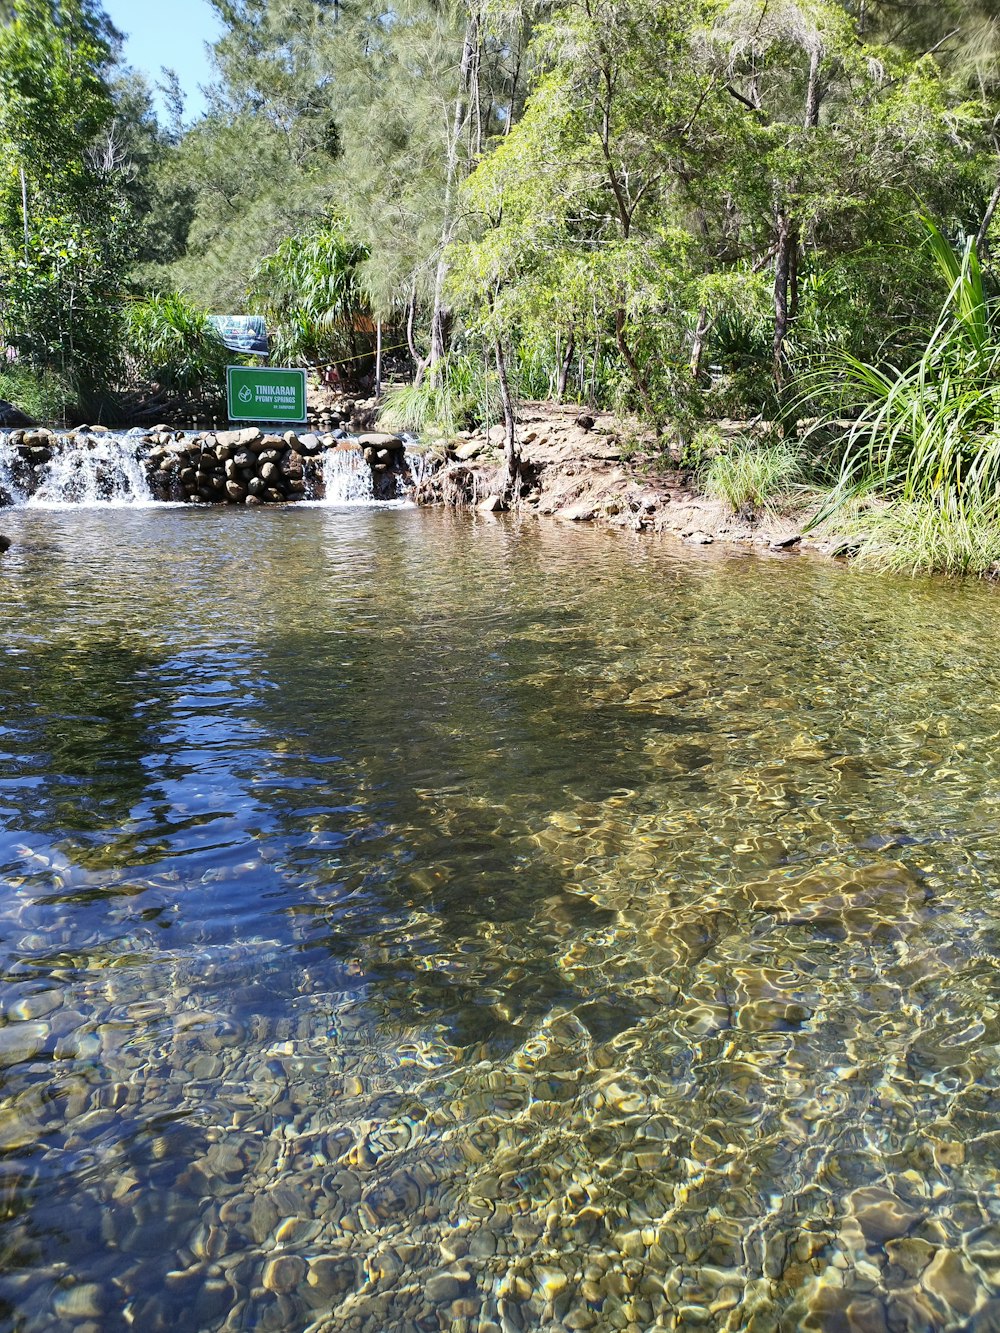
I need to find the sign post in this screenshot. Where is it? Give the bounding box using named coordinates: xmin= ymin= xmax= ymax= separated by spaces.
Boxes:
xmin=226 ymin=366 xmax=307 ymax=424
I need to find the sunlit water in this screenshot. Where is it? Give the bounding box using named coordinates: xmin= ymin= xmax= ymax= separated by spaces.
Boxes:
xmin=1 ymin=506 xmax=1000 ymax=1332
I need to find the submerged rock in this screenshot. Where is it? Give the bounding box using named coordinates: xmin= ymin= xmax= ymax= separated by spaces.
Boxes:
xmin=0 ymin=534 xmax=10 ymax=554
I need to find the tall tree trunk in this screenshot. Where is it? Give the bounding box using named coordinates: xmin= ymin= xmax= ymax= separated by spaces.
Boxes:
xmin=773 ymin=46 xmax=822 ymax=387
xmin=494 ymin=336 xmax=519 ymax=502
xmin=976 ymin=177 xmax=1000 ymax=259
xmin=19 ymin=167 xmax=29 ymax=263
xmin=556 ymin=332 xmax=575 ymax=401
xmin=375 ymin=319 xmax=383 ymax=398
xmin=773 ymin=213 xmax=797 ymax=387
xmin=690 ymin=306 xmax=712 ymax=379
xmin=407 ymin=287 xmax=428 ymax=387
xmin=616 ymin=306 xmax=656 ymax=422
xmin=429 ymin=257 xmax=449 ymax=381
xmin=428 ymin=17 xmax=477 ymax=385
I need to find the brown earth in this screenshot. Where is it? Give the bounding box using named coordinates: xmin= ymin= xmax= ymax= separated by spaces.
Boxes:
xmin=418 ymin=401 xmax=842 ymax=560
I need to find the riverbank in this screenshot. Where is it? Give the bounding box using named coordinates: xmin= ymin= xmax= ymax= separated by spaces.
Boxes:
xmin=0 ymin=396 xmax=859 ymax=569
xmin=416 ymin=401 xmax=839 ymax=559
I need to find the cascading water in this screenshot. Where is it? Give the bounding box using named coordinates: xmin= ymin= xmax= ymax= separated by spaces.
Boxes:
xmin=0 ymin=432 xmax=154 ymax=508
xmin=319 ymin=441 xmax=426 ymax=505
xmin=31 ymin=434 xmax=154 ymax=507
xmin=320 ymin=446 xmax=375 ymax=503
xmin=403 ymin=444 xmax=427 ymax=497
xmin=0 ymin=435 xmax=28 ymax=507
xmin=0 ymin=429 xmax=430 ymax=510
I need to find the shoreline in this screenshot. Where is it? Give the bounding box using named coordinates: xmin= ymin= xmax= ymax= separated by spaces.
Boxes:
xmin=417 ymin=401 xmax=841 ymax=562
xmin=0 ymin=396 xmax=841 ymax=563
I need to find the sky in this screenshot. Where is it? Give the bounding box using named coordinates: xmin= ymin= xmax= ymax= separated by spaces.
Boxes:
xmin=102 ymin=0 xmax=224 ymax=123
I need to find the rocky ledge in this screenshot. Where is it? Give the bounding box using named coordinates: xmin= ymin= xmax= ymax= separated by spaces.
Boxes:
xmin=416 ymin=403 xmax=836 ymax=557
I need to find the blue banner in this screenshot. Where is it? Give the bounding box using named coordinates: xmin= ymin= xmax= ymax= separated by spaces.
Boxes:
xmin=210 ymin=315 xmax=269 ymax=358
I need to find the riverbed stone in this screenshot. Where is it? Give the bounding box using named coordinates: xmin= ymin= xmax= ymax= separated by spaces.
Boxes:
xmin=357 ymin=432 xmax=403 ymax=450
xmin=0 ymin=1021 xmax=49 ymax=1063
xmin=52 ymin=1283 xmax=106 ymax=1320
xmin=922 ymin=1249 xmax=983 ymax=1316
xmin=262 ymin=1255 xmax=306 ymax=1294
xmin=0 ymin=401 xmax=32 ymax=426
xmin=850 ymin=1188 xmax=924 ymax=1244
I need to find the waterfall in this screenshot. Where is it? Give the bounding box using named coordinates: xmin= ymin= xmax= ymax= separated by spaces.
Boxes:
xmin=403 ymin=445 xmax=427 ymax=498
xmin=320 ymin=446 xmax=375 ymax=503
xmin=0 ymin=432 xmax=154 ymax=508
xmin=0 ymin=429 xmax=430 ymax=510
xmin=0 ymin=435 xmax=28 ymax=507
xmin=319 ymin=443 xmax=428 ymax=505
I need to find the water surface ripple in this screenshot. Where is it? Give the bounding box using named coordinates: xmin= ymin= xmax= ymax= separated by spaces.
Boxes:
xmin=1 ymin=507 xmax=999 ymax=1331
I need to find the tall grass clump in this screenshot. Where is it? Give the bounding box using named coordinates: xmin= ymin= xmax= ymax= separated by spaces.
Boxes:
xmin=379 ymin=354 xmax=506 ymax=436
xmin=124 ymin=292 xmax=229 ymax=396
xmin=838 ymin=496 xmax=1000 ymax=577
xmin=807 ymin=218 xmax=1000 ymax=573
xmin=700 ymin=436 xmax=803 ymax=516
xmin=0 ymin=365 xmax=75 ymax=424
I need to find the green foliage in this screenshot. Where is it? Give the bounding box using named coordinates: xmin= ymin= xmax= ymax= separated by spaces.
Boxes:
xmin=809 ymin=219 xmax=1000 ymax=517
xmin=701 ymin=437 xmax=803 ymax=516
xmin=835 ymin=497 xmax=1000 ymax=577
xmin=679 ymin=425 xmax=725 ymax=473
xmin=0 ymin=364 xmax=75 ymax=424
xmin=0 ymin=0 xmax=136 ymax=393
xmin=247 ymin=225 xmax=372 ymax=371
xmin=123 ymin=292 xmax=229 ymax=394
xmin=378 ymin=354 xmax=505 ymax=435
xmin=379 ymin=380 xmax=469 ymax=437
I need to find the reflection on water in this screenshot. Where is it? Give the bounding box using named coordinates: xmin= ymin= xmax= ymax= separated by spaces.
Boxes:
xmin=1 ymin=507 xmax=1000 ymax=1330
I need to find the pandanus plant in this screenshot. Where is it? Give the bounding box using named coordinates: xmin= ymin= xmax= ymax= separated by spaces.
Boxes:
xmin=809 ymin=217 xmax=1000 ymax=523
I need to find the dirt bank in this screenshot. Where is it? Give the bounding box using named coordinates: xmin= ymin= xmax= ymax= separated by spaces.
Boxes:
xmin=418 ymin=402 xmax=839 ymax=558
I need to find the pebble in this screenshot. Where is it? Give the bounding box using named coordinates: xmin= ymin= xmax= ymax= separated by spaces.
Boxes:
xmin=850 ymin=1187 xmax=924 ymax=1244
xmin=52 ymin=1284 xmax=106 ymax=1320
xmin=262 ymin=1255 xmax=306 ymax=1294
xmin=922 ymin=1248 xmax=983 ymax=1316
xmin=8 ymin=990 xmax=62 ymax=1021
xmin=426 ymin=1272 xmax=465 ymax=1303
xmin=0 ymin=1021 xmax=49 ymax=1063
xmin=307 ymin=1256 xmax=355 ymax=1297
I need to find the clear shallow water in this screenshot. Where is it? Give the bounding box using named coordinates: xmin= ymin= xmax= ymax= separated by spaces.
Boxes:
xmin=1 ymin=508 xmax=1000 ymax=1331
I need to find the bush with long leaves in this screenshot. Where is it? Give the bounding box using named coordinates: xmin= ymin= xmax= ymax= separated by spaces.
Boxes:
xmin=247 ymin=225 xmax=373 ymax=373
xmin=124 ymin=292 xmax=229 ymax=396
xmin=809 ymin=218 xmax=1000 ymax=521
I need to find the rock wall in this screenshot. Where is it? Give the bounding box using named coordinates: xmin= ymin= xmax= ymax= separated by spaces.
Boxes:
xmin=0 ymin=425 xmax=413 ymax=507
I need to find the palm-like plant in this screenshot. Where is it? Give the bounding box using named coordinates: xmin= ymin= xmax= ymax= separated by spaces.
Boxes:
xmin=809 ymin=217 xmax=1000 ymax=519
xmin=247 ymin=225 xmax=373 ymax=372
xmin=124 ymin=292 xmax=229 ymax=395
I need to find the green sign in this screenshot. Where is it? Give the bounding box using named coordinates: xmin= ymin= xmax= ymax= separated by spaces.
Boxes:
xmin=227 ymin=366 xmax=307 ymax=423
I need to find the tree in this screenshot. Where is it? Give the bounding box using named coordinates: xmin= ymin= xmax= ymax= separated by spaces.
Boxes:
xmin=327 ymin=0 xmax=541 ymax=381
xmin=154 ymin=0 xmax=342 ymax=309
xmin=452 ymin=0 xmax=724 ymax=425
xmin=0 ymin=0 xmax=137 ymax=398
xmin=246 ymin=222 xmax=374 ymax=378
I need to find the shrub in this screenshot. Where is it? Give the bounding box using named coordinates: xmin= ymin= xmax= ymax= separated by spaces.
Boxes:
xmin=0 ymin=364 xmax=75 ymax=424
xmin=833 ymin=496 xmax=1000 ymax=578
xmin=379 ymin=355 xmax=505 ymax=436
xmin=807 ymin=218 xmax=1000 ymax=517
xmin=700 ymin=437 xmax=802 ymax=515
xmin=124 ymin=292 xmax=229 ymax=396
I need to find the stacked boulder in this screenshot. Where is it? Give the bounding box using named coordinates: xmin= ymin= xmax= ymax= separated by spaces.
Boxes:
xmin=0 ymin=427 xmax=54 ymax=502
xmin=0 ymin=423 xmax=417 ymax=506
xmin=146 ymin=427 xmax=324 ymax=505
